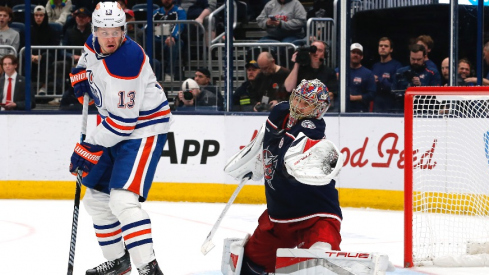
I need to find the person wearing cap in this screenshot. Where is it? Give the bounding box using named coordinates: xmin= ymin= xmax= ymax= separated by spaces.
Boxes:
xmin=233 ymin=59 xmax=260 ymax=111
xmin=46 ymin=0 xmax=73 ymax=26
xmin=0 ymin=6 xmax=19 ymax=59
xmin=153 ymin=0 xmax=187 ymax=81
xmin=336 ymin=43 xmax=376 ymax=112
xmin=371 ymin=37 xmax=402 ymax=112
xmin=174 ymin=77 xmax=224 ymax=111
xmin=391 ymin=43 xmax=441 ymax=112
xmin=63 ymin=7 xmax=91 ymax=62
xmin=284 ymin=40 xmax=337 ymax=109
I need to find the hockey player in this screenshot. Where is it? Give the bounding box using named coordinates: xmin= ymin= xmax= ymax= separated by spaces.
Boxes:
xmin=68 ymin=2 xmax=170 ymax=275
xmin=224 ymin=79 xmax=343 ymax=274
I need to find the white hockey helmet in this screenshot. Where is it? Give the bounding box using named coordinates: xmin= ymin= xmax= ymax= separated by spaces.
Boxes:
xmin=91 ymin=1 xmax=126 ymax=36
xmin=288 ymin=79 xmax=330 ymax=127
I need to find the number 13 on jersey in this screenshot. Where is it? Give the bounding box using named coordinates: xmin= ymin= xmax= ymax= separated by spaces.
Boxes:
xmin=118 ymin=91 xmax=135 ymax=108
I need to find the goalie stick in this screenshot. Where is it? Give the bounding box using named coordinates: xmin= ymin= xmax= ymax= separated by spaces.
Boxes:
xmin=67 ymin=94 xmax=89 ymax=275
xmin=201 ymin=173 xmax=252 ymax=255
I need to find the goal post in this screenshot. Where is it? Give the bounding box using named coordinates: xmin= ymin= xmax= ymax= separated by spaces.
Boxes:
xmin=404 ymin=86 xmax=489 ymax=268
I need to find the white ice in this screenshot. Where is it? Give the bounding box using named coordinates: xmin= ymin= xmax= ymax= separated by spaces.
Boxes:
xmin=1 ymin=200 xmax=488 ymax=275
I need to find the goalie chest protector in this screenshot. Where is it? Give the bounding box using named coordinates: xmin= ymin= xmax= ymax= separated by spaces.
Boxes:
xmin=263 ymin=102 xmax=342 ymax=223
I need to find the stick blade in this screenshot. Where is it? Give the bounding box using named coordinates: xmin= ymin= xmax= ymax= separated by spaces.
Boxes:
xmin=201 ymin=240 xmax=215 ymax=255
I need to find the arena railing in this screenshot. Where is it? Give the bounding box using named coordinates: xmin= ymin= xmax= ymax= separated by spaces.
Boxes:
xmin=127 ymin=20 xmax=207 ymax=95
xmin=18 ymin=45 xmax=84 ymax=99
xmin=343 ymin=0 xmax=436 ymax=16
xmin=0 ymin=45 xmax=17 ymax=57
xmin=208 ymin=42 xmax=297 ymax=111
xmin=306 ymin=17 xmax=336 ymax=68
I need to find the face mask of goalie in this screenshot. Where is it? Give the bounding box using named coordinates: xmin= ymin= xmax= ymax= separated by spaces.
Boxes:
xmin=287 ymin=79 xmax=330 ymax=128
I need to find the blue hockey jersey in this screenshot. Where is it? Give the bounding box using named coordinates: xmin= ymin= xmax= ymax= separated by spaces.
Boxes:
xmin=262 ymin=102 xmax=342 ymax=223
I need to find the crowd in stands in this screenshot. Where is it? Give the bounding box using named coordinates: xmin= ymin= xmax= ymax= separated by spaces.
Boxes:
xmin=0 ymin=0 xmax=485 ymax=113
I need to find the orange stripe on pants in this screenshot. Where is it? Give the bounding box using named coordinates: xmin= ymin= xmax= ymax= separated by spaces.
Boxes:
xmin=128 ymin=136 xmax=155 ymax=195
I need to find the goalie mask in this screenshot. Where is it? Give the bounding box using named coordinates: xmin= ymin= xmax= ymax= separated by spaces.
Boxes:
xmin=288 ymin=79 xmax=330 ymax=128
xmin=91 ymin=1 xmax=127 ymax=57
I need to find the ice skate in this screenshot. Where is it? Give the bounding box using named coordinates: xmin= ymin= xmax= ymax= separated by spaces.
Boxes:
xmin=137 ymin=259 xmax=163 ymax=275
xmin=86 ymin=250 xmax=131 ymax=275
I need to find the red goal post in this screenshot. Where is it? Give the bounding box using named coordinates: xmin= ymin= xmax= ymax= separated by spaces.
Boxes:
xmin=404 ymin=86 xmax=489 ymax=268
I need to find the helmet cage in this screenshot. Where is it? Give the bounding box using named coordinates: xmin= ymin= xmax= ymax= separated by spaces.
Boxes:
xmin=288 ymin=79 xmax=330 ymax=127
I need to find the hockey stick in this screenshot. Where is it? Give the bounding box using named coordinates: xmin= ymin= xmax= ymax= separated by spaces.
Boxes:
xmin=201 ymin=172 xmax=252 ymax=255
xmin=67 ymin=94 xmax=89 ymax=275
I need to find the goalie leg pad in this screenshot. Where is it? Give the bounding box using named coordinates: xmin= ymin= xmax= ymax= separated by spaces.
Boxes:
xmin=276 ymin=248 xmax=395 ymax=275
xmin=221 ymin=234 xmax=250 ymax=275
xmin=284 ymin=132 xmax=344 ymax=186
xmin=224 ymin=123 xmax=265 ymax=181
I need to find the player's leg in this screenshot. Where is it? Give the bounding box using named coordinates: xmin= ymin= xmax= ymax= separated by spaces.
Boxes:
xmin=83 ymin=188 xmax=131 ymax=275
xmin=109 ymin=134 xmax=167 ymax=274
xmin=241 ymin=210 xmax=296 ymax=274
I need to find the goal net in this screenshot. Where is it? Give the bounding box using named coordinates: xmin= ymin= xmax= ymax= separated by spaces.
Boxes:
xmin=404 ymin=87 xmax=489 ymax=267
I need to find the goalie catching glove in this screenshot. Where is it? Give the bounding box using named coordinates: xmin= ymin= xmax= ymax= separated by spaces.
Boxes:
xmin=284 ymin=132 xmax=343 ymax=186
xmin=69 ymin=67 xmax=94 ymax=105
xmin=224 ymin=124 xmax=265 ymax=181
xmin=69 ymin=142 xmax=104 ymax=177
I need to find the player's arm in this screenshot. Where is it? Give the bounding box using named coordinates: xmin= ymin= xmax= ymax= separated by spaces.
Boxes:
xmin=284 ymin=132 xmax=343 ymax=186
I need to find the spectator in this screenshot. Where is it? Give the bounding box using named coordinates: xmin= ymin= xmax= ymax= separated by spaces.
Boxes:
xmin=416 ymin=34 xmax=441 ymax=84
xmin=233 ymin=59 xmax=260 ymax=111
xmin=116 ymin=0 xmax=127 ymax=10
xmin=154 ymin=0 xmax=187 ymax=81
xmin=392 ymin=44 xmax=441 ymax=111
xmin=256 ymin=0 xmax=307 ymax=45
xmin=31 ymin=5 xmax=59 ymax=95
xmin=174 ymin=78 xmax=224 ymax=111
xmin=0 ymin=55 xmax=36 ymax=111
xmin=0 ymin=6 xmax=19 ymax=58
xmin=284 ymin=40 xmax=337 ymax=110
xmin=193 ymin=67 xmax=224 ymax=110
xmin=440 ymin=57 xmax=449 ymax=85
xmin=46 ymin=0 xmax=73 ymax=26
xmin=63 ymin=7 xmax=91 ymax=62
xmin=251 ymin=51 xmax=290 ymax=112
xmin=125 ymin=8 xmax=162 ymax=80
xmin=371 ymin=37 xmax=402 ymax=112
xmin=306 ymin=0 xmax=334 ymax=19
xmin=179 ymin=0 xmax=217 ymax=46
xmin=336 ymin=43 xmax=376 ymax=112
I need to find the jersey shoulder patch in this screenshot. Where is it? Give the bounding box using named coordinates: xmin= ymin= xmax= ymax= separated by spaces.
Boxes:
xmin=103 ymin=38 xmax=146 ymax=79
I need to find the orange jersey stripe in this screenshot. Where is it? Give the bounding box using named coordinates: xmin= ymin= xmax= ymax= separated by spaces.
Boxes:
xmin=127 ymin=136 xmax=155 ymax=195
xmin=96 ymin=228 xmax=122 ymax=238
xmin=123 ymin=228 xmax=152 ymax=241
xmin=106 ymin=117 xmax=136 ymax=131
xmin=138 ymin=109 xmax=171 ymax=121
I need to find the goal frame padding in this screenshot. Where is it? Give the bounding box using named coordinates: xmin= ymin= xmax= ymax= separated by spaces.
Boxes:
xmin=403 ymin=86 xmax=489 ymax=268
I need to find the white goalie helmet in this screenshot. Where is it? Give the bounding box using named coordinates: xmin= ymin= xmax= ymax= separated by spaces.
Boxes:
xmin=288 ymin=79 xmax=331 ymax=127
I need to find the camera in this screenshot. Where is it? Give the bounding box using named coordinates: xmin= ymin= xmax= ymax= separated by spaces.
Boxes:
xmin=255 ymin=102 xmax=270 ymax=112
xmin=183 ymin=90 xmax=193 ymax=100
xmin=295 ymin=45 xmax=317 ymax=66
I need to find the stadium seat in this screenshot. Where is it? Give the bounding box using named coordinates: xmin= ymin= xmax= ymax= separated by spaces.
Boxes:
xmin=132 ymin=4 xmax=160 ymax=21
xmin=12 ymin=4 xmax=36 ymax=23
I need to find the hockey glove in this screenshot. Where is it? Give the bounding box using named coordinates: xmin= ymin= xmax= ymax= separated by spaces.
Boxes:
xmin=69 ymin=142 xmax=104 ymax=177
xmin=284 ymin=132 xmax=343 ymax=186
xmin=69 ymin=67 xmax=93 ymax=105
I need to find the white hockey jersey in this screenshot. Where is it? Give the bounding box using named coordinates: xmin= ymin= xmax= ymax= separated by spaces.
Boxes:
xmin=77 ymin=35 xmax=172 ymax=148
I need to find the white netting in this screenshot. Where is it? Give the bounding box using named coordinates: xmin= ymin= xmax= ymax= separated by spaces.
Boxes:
xmin=411 ymin=94 xmax=489 ymax=267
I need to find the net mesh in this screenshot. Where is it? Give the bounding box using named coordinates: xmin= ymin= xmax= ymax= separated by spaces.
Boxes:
xmin=411 ymin=94 xmax=489 ymax=266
